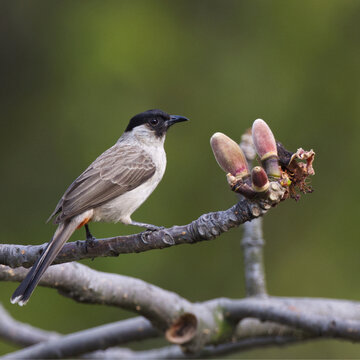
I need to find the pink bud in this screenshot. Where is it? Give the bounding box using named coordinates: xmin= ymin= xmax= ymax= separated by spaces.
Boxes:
xmin=252 ymin=119 xmax=278 ymax=160
xmin=251 ymin=166 xmax=269 ymax=192
xmin=210 ymin=132 xmax=249 ymax=178
xmin=252 ymin=119 xmax=281 ymax=178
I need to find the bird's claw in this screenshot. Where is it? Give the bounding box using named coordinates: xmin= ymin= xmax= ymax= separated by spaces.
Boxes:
xmin=85 ymin=236 xmax=96 ymax=253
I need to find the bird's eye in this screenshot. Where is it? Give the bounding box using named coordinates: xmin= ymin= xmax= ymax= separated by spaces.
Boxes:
xmin=149 ymin=118 xmax=159 ymax=126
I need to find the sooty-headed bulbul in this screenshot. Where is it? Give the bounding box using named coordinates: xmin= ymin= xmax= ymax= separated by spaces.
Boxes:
xmin=11 ymin=109 xmax=188 ymax=305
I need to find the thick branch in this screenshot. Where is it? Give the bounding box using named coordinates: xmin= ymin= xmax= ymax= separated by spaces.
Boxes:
xmin=0 ymin=263 xmax=193 ymax=330
xmin=2 ymin=261 xmax=360 ymax=355
xmin=0 ymin=301 xmax=308 ymax=359
xmin=0 ymin=196 xmax=280 ymax=269
xmin=219 ymin=297 xmax=360 ymax=341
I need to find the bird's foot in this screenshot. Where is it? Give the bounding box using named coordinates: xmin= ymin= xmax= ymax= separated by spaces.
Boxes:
xmin=86 ymin=235 xmax=96 ymax=244
xmin=84 ymin=224 xmax=96 ymax=252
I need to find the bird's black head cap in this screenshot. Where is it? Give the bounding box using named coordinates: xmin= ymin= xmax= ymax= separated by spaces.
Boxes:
xmin=125 ymin=109 xmax=188 ymax=137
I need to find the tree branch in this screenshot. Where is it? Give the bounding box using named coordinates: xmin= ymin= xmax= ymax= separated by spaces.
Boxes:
xmin=0 ymin=301 xmax=307 ymax=359
xmin=1 ymin=317 xmax=158 ymax=359
xmin=0 ymin=304 xmax=58 ymax=347
xmin=86 ymin=336 xmax=304 ymax=359
xmin=0 ymin=126 xmax=321 ymax=358
xmin=0 ymin=300 xmax=310 ymax=359
xmin=0 ymin=263 xmax=193 ymax=330
xmin=239 ymin=129 xmax=268 ymax=298
xmin=2 ymin=260 xmax=360 ymax=357
xmin=219 ymin=297 xmax=360 ymax=341
xmin=241 ymin=218 xmax=267 ymax=297
xmin=0 ymin=192 xmax=284 ymax=269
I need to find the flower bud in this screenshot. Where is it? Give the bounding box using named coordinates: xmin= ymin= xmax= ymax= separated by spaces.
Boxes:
xmin=252 ymin=119 xmax=281 ymax=178
xmin=251 ymin=166 xmax=269 ymax=192
xmin=210 ymin=132 xmax=249 ymax=179
xmin=252 ymin=119 xmax=277 ymax=160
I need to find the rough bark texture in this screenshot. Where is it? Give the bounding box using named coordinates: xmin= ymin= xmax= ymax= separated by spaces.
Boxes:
xmin=241 ymin=218 xmax=267 ymax=297
xmin=2 ymin=260 xmax=360 ymax=358
xmin=0 ymin=199 xmax=266 ymax=269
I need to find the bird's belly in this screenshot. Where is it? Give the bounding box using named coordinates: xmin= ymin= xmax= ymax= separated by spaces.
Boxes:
xmin=92 ymin=169 xmax=164 ymax=224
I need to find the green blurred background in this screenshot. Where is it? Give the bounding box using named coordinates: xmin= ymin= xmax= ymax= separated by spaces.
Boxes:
xmin=1 ymin=0 xmax=360 ymax=358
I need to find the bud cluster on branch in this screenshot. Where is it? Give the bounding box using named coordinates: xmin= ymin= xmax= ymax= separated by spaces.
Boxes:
xmin=210 ymin=118 xmax=315 ymax=201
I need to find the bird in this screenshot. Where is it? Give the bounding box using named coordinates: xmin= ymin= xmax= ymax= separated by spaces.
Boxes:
xmin=11 ymin=109 xmax=188 ymax=306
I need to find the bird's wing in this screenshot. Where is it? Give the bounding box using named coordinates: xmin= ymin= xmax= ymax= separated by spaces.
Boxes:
xmin=49 ymin=144 xmax=156 ymax=223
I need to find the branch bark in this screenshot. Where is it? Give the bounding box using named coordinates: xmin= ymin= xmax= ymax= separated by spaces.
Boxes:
xmin=2 ymin=260 xmax=360 ymax=358
xmin=0 ymin=263 xmax=193 ymax=330
xmin=219 ymin=297 xmax=360 ymax=341
xmin=82 ymin=337 xmax=304 ymax=359
xmin=239 ymin=130 xmax=268 ymax=298
xmin=0 ymin=193 xmax=283 ymax=269
xmin=0 ymin=302 xmax=307 ymax=359
xmin=1 ymin=317 xmax=158 ymax=359
xmin=241 ymin=218 xmax=267 ymax=297
xmin=0 ymin=304 xmax=58 ymax=347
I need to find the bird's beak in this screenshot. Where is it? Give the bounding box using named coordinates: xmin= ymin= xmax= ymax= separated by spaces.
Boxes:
xmin=167 ymin=115 xmax=189 ymax=127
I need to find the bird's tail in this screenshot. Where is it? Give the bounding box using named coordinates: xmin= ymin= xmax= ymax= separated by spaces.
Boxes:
xmin=11 ymin=220 xmax=78 ymax=306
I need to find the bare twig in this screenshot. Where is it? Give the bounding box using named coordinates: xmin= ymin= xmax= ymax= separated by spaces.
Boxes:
xmin=0 ymin=304 xmax=159 ymax=359
xmin=0 ymin=301 xmax=308 ymax=359
xmin=0 ymin=192 xmax=284 ymax=269
xmin=241 ymin=218 xmax=267 ymax=297
xmin=220 ymin=297 xmax=360 ymax=341
xmin=86 ymin=336 xmax=304 ymax=359
xmin=1 ymin=317 xmax=158 ymax=359
xmin=0 ymin=304 xmax=58 ymax=347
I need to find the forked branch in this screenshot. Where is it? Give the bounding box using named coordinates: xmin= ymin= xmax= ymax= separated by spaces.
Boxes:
xmin=0 ymin=122 xmax=322 ymax=358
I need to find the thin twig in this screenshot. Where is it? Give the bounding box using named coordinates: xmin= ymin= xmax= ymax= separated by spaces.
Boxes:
xmin=241 ymin=218 xmax=267 ymax=297
xmin=1 ymin=317 xmax=158 ymax=359
xmin=239 ymin=130 xmax=268 ymax=297
xmin=0 ymin=304 xmax=58 ymax=347
xmin=86 ymin=336 xmax=304 ymax=359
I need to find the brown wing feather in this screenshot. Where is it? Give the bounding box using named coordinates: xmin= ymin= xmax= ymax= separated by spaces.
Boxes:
xmin=49 ymin=144 xmax=156 ymax=223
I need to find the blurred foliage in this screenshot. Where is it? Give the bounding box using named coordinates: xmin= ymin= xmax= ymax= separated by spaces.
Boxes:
xmin=1 ymin=0 xmax=360 ymax=358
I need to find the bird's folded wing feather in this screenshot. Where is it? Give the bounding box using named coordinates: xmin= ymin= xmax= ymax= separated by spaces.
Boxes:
xmin=49 ymin=144 xmax=156 ymax=223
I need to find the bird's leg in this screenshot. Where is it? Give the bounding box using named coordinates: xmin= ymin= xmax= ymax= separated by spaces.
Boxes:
xmin=130 ymin=220 xmax=164 ymax=231
xmin=85 ymin=224 xmax=96 ymax=244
